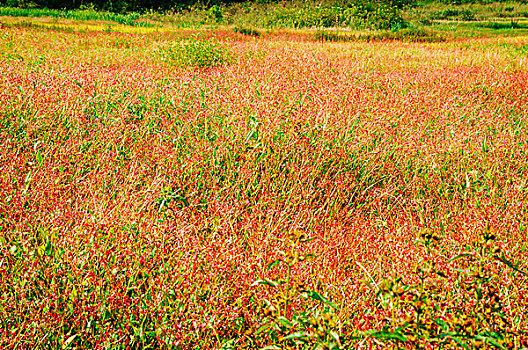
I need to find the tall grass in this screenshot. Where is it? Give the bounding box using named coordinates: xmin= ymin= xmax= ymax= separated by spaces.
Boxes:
xmin=1 ymin=21 xmax=527 ymax=350
xmin=0 ymin=6 xmax=152 ymax=26
xmin=315 ymin=27 xmax=447 ymax=42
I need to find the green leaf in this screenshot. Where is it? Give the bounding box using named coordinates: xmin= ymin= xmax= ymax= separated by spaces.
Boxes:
xmin=252 ymin=279 xmax=279 ymax=287
xmin=36 ymin=151 xmax=43 ymax=167
xmin=434 ymin=318 xmax=449 ymax=331
xmin=260 ymin=346 xmax=281 ymax=350
xmin=304 ymin=290 xmax=339 ymax=309
xmin=485 ymin=339 xmax=506 ymax=350
xmin=362 ymin=279 xmax=377 ymax=293
xmin=220 ymin=339 xmax=235 ymax=350
xmin=450 ymin=336 xmax=471 ymax=350
xmin=373 ymin=331 xmax=407 ymax=341
xmin=476 ymin=331 xmax=504 ymax=341
xmin=62 ymin=335 xmax=77 ymax=349
xmin=434 ymin=269 xmax=448 ymax=278
xmin=437 ymin=332 xmax=458 ymax=338
xmin=454 ymin=268 xmax=469 ymax=273
xmin=283 ymin=331 xmax=309 ymax=340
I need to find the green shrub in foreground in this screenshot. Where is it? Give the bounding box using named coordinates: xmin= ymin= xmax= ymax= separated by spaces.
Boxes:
xmin=158 ymin=38 xmax=234 ymax=69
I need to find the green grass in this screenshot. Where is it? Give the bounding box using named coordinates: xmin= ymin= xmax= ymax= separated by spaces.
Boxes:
xmin=0 ymin=6 xmax=154 ymax=26
xmin=152 ymin=0 xmax=405 ymax=30
xmin=404 ymin=0 xmax=528 ymax=25
xmin=476 ymin=19 xmax=528 ymax=28
xmin=315 ymin=27 xmax=448 ymax=42
xmin=430 ymin=20 xmax=528 ymax=37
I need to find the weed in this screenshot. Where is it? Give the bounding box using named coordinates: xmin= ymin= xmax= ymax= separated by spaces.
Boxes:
xmin=157 ymin=37 xmax=235 ymax=68
xmin=248 ymin=231 xmax=342 ymax=349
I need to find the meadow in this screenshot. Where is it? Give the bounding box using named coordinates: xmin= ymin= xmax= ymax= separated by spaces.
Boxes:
xmin=1 ymin=13 xmax=528 ymax=350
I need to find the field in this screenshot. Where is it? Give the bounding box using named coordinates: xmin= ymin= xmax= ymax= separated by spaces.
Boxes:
xmin=1 ymin=14 xmax=528 ymax=349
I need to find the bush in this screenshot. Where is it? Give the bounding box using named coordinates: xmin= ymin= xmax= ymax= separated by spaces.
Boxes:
xmin=158 ymin=37 xmax=234 ymax=69
xmin=206 ymin=4 xmax=223 ymax=23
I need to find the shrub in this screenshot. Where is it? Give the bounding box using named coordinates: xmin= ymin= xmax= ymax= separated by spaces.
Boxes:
xmin=207 ymin=4 xmax=224 ymax=23
xmin=461 ymin=8 xmax=475 ymax=20
xmin=158 ymin=37 xmax=234 ymax=69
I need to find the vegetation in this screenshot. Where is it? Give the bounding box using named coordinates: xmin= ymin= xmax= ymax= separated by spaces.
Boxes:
xmin=0 ymin=5 xmax=150 ymax=25
xmin=1 ymin=1 xmax=528 ymax=349
xmin=314 ymin=27 xmax=447 ymax=42
xmin=2 ymin=0 xmax=528 ymax=33
xmin=157 ymin=37 xmax=235 ymax=68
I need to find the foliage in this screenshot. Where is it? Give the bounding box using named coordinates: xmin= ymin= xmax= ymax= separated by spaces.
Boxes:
xmin=260 ymin=3 xmax=404 ymax=30
xmin=476 ymin=20 xmax=528 ymax=29
xmin=242 ymin=227 xmax=528 ymax=348
xmin=0 ymin=0 xmax=408 ymax=30
xmin=157 ymin=37 xmax=235 ymax=68
xmin=207 ymin=4 xmax=224 ymax=23
xmin=247 ymin=231 xmax=342 ymax=350
xmin=0 ymin=0 xmax=194 ymax=12
xmin=315 ymin=27 xmax=447 ymax=42
xmin=0 ymin=6 xmax=148 ymax=25
xmin=431 ymin=7 xmax=476 ymax=20
xmin=351 ymin=226 xmax=528 ymax=348
xmin=1 ymin=21 xmax=528 ymax=350
xmin=234 ymin=26 xmax=262 ymax=37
